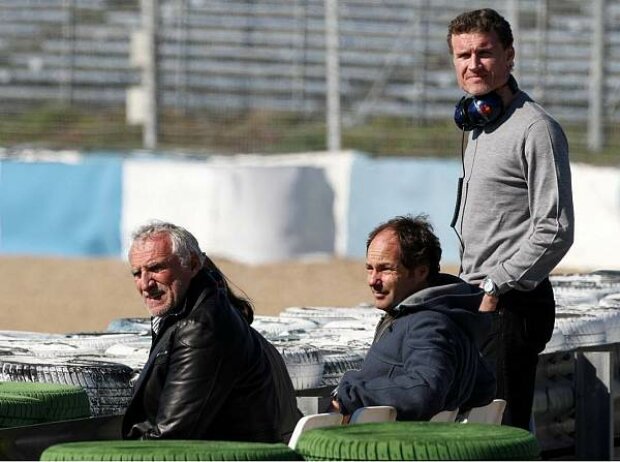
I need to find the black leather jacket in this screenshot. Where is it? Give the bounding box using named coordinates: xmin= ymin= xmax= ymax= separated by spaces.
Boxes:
xmin=122 ymin=269 xmax=301 ymax=442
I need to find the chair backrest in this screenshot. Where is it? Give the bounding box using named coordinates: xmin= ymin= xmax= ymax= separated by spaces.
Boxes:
xmin=349 ymin=406 xmax=397 ymax=424
xmin=461 ymin=399 xmax=506 ymax=425
xmin=288 ymin=412 xmax=343 ymax=449
xmin=429 ymin=408 xmax=459 ymax=422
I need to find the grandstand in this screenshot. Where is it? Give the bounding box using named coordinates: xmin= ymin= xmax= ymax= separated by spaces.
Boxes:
xmin=0 ymin=0 xmax=618 ymax=153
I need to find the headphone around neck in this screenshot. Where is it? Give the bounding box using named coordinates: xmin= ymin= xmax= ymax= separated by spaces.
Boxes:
xmin=453 ymin=75 xmax=519 ymax=131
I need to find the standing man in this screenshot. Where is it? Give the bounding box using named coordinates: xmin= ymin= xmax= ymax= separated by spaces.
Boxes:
xmin=448 ymin=9 xmax=574 ymax=430
xmin=122 ymin=220 xmax=301 ymax=442
xmin=331 ymin=215 xmax=495 ymax=421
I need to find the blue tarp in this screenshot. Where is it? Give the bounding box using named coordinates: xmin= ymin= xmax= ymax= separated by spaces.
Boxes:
xmin=0 ymin=156 xmax=122 ymax=256
xmin=347 ymin=154 xmax=461 ymax=264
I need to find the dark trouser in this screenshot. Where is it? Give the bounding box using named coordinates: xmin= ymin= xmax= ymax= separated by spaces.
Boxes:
xmin=480 ymin=278 xmax=555 ymax=430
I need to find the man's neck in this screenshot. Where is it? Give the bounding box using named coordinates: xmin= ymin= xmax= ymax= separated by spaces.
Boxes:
xmin=496 ymin=78 xmax=518 ymax=109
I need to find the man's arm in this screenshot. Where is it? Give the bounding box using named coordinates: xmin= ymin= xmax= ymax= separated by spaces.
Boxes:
xmin=489 ymin=118 xmax=574 ymax=294
xmin=336 ymin=312 xmax=459 ymax=421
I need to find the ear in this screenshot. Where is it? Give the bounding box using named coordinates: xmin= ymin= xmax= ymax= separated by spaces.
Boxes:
xmin=411 ymin=264 xmax=430 ymax=283
xmin=189 ymin=253 xmax=202 ymax=275
xmin=506 ymin=46 xmax=515 ymax=69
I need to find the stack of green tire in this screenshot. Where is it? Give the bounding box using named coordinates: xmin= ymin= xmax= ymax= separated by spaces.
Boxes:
xmin=0 ymin=382 xmax=91 ymax=427
xmin=40 ymin=440 xmax=302 ymax=461
xmin=295 ymin=421 xmax=540 ymax=460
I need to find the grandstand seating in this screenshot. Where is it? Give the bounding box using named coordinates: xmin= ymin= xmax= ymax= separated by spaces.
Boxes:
xmin=0 ymin=0 xmax=617 ymax=123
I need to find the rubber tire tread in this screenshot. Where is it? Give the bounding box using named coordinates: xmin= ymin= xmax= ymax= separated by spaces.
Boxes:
xmin=295 ymin=421 xmax=540 ymax=460
xmin=0 ymin=381 xmax=90 ymax=421
xmin=0 ymin=393 xmax=46 ymax=427
xmin=40 ymin=440 xmax=302 ymax=461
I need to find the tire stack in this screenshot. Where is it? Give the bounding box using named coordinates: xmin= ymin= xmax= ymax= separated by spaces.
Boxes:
xmin=0 ymin=332 xmax=140 ymax=416
xmin=4 ymin=271 xmax=620 ymax=455
xmin=533 ymin=271 xmax=620 ymax=451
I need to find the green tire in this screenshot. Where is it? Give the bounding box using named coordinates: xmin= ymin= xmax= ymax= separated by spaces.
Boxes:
xmin=296 ymin=422 xmax=540 ymax=460
xmin=0 ymin=393 xmax=46 ymax=427
xmin=40 ymin=440 xmax=303 ymax=461
xmin=0 ymin=381 xmax=91 ymax=421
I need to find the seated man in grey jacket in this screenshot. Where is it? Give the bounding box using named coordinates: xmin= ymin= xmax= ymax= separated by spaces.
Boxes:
xmin=331 ymin=215 xmax=495 ymax=420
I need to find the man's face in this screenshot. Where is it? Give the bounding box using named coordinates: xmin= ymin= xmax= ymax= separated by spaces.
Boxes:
xmin=129 ymin=233 xmax=198 ymax=317
xmin=366 ymin=230 xmax=428 ymax=311
xmin=450 ymin=30 xmax=514 ymax=96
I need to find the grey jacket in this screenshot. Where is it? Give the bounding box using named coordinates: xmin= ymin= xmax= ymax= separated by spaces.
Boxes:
xmin=336 ymin=274 xmax=496 ymax=420
xmin=453 ymin=90 xmax=574 ymax=293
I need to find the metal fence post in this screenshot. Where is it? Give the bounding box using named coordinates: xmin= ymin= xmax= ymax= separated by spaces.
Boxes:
xmin=588 ymin=0 xmax=605 ymax=152
xmin=141 ymin=0 xmax=159 ymax=150
xmin=324 ymin=0 xmax=341 ymax=152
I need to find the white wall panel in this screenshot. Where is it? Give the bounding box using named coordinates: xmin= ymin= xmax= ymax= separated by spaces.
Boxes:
xmin=560 ymin=163 xmax=620 ymax=270
xmin=121 ymin=158 xmax=218 ymax=258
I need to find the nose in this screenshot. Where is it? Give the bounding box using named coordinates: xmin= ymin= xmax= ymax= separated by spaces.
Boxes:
xmin=368 ymin=269 xmax=380 ymax=288
xmin=468 ymin=53 xmax=482 ymax=70
xmin=136 ymin=270 xmax=154 ymax=292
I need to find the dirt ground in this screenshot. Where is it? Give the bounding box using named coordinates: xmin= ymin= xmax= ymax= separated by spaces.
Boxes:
xmin=0 ymin=255 xmax=392 ymax=334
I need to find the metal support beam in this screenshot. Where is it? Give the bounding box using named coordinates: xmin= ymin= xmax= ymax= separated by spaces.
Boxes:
xmin=574 ymin=346 xmax=614 ymax=460
xmin=141 ymin=0 xmax=159 ymax=150
xmin=588 ymin=0 xmax=605 ymax=152
xmin=324 ymin=0 xmax=341 ymax=152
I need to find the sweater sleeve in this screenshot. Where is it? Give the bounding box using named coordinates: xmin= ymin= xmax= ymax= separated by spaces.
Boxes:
xmin=336 ymin=312 xmax=459 ymax=421
xmin=490 ymin=118 xmax=574 ymax=293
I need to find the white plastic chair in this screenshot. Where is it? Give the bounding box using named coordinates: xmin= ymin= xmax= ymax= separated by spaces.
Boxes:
xmin=460 ymin=399 xmax=506 ymax=424
xmin=349 ymin=405 xmax=397 ymax=424
xmin=288 ymin=412 xmax=344 ymax=449
xmin=429 ymin=408 xmax=459 ymax=422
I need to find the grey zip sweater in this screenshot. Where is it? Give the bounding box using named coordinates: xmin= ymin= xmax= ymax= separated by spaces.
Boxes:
xmin=454 ymin=90 xmax=574 ymax=294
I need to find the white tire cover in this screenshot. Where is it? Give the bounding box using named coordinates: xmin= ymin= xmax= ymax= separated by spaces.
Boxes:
xmin=0 ymin=333 xmax=145 ymax=358
xmin=279 ymin=306 xmax=382 ymax=326
xmin=552 ymin=273 xmax=620 ymax=303
xmin=252 ymin=316 xmax=319 ymax=339
xmin=270 ymin=342 xmax=324 ymax=390
xmin=106 ymin=317 xmax=151 ymax=334
xmin=542 ymin=324 xmax=567 ymax=354
xmin=321 ymin=319 xmax=375 ymax=330
xmin=314 ymin=346 xmax=365 ymax=386
xmin=555 ymin=309 xmax=606 ymax=348
xmin=600 ymin=293 xmax=620 ymax=308
xmin=0 ymin=354 xmax=134 ymax=416
xmin=587 ymin=308 xmax=620 ymax=343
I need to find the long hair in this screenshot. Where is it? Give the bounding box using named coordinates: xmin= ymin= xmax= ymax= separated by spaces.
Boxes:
xmin=131 ymin=220 xmax=255 ymax=324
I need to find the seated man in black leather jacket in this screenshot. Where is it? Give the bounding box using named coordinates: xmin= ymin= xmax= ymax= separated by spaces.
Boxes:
xmin=122 ymin=221 xmax=301 ymax=442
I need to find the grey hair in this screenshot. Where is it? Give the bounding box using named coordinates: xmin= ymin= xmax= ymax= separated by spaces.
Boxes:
xmin=130 ymin=220 xmax=204 ymax=268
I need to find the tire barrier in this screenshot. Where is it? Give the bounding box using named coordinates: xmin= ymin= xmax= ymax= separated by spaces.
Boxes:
xmin=0 ymin=382 xmax=91 ymax=427
xmin=280 ymin=305 xmax=383 ymax=327
xmin=295 ymin=421 xmax=540 ymax=460
xmin=0 ymin=382 xmax=91 ymax=423
xmin=0 ymin=356 xmax=133 ymax=417
xmin=554 ymin=310 xmax=606 ymax=349
xmin=271 ymin=343 xmax=324 ymax=391
xmin=253 ymin=316 xmax=320 ymax=341
xmin=40 ymin=440 xmax=302 ymax=461
xmin=0 ymin=394 xmax=47 ymax=428
xmin=106 ymin=318 xmax=152 ymax=334
xmin=0 ymin=270 xmax=617 ymax=455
